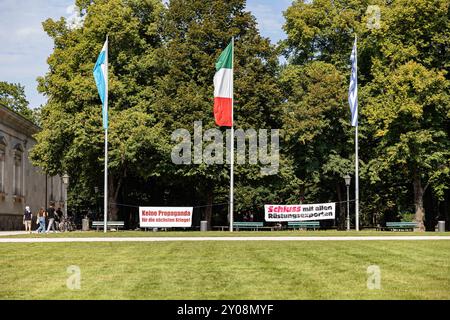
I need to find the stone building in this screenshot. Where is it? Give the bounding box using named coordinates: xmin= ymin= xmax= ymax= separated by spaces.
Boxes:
xmin=0 ymin=105 xmax=65 ymax=230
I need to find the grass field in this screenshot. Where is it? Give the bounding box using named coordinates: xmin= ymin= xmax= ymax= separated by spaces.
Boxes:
xmin=0 ymin=240 xmax=449 ymax=299
xmin=1 ymin=230 xmax=449 ymax=238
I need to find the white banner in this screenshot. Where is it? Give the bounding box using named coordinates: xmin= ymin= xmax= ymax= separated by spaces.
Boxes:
xmin=265 ymin=203 xmax=335 ymax=222
xmin=139 ymin=207 xmax=193 ymax=228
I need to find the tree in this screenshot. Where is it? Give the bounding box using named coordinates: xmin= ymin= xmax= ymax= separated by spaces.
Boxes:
xmin=364 ymin=62 xmax=450 ymax=231
xmin=31 ymin=0 xmax=295 ymax=226
xmin=364 ymin=0 xmax=450 ymax=75
xmin=282 ymin=0 xmax=450 ymax=230
xmin=282 ymin=0 xmax=369 ymax=70
xmin=151 ymin=0 xmax=290 ymax=227
xmin=31 ymin=0 xmax=167 ymax=220
xmin=0 ymin=81 xmax=37 ymax=123
xmin=280 ymin=61 xmax=353 ymax=227
xmin=362 ymin=0 xmax=450 ymax=230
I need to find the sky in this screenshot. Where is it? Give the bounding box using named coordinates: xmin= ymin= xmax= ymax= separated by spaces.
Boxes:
xmin=0 ymin=0 xmax=292 ymax=109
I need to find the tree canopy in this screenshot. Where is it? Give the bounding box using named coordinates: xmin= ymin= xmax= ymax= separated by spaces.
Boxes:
xmin=30 ymin=0 xmax=450 ymax=230
xmin=0 ymin=81 xmax=39 ymax=124
xmin=283 ymin=0 xmax=450 ymax=230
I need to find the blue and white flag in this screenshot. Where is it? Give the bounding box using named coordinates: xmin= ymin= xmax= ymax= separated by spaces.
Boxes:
xmin=348 ymin=36 xmax=358 ymax=127
xmin=93 ymin=39 xmax=108 ymax=129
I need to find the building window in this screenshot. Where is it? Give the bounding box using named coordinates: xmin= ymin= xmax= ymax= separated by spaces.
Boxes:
xmin=13 ymin=144 xmax=23 ymax=196
xmin=0 ymin=149 xmax=4 ymax=193
xmin=0 ymin=135 xmax=7 ymax=193
xmin=14 ymin=154 xmax=22 ymax=196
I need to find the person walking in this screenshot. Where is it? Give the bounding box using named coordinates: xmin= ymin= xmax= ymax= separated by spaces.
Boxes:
xmin=23 ymin=206 xmax=32 ymax=234
xmin=55 ymin=207 xmax=63 ymax=231
xmin=36 ymin=208 xmax=46 ymax=234
xmin=46 ymin=203 xmax=57 ymax=233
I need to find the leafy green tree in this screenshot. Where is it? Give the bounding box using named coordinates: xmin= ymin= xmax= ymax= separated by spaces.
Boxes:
xmin=282 ymin=0 xmax=371 ymax=69
xmin=364 ymin=62 xmax=450 ymax=231
xmin=31 ymin=0 xmax=166 ymax=220
xmin=151 ymin=0 xmax=292 ymax=226
xmin=31 ymin=0 xmax=296 ymax=226
xmin=280 ymin=61 xmax=353 ymax=226
xmin=282 ymin=0 xmax=450 ymax=230
xmin=282 ymin=0 xmax=375 ymax=228
xmin=0 ymin=81 xmax=36 ymax=123
xmin=362 ymin=0 xmax=450 ymax=230
xmin=364 ymin=0 xmax=450 ymax=74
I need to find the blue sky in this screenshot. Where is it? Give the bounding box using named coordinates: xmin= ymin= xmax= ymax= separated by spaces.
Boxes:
xmin=0 ymin=0 xmax=292 ymax=109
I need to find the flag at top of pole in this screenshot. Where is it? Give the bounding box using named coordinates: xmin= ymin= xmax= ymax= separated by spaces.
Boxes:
xmin=348 ymin=36 xmax=358 ymax=127
xmin=93 ymin=38 xmax=108 ymax=130
xmin=214 ymin=41 xmax=233 ymax=127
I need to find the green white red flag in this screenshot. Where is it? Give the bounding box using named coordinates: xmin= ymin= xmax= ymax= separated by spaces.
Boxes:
xmin=214 ymin=41 xmax=233 ymax=127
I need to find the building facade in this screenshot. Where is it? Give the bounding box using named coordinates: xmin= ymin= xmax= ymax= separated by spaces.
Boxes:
xmin=0 ymin=105 xmax=65 ymax=230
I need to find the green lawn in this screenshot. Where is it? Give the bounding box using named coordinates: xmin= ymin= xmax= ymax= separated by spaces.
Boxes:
xmin=0 ymin=240 xmax=449 ymax=299
xmin=2 ymin=230 xmax=449 ymax=238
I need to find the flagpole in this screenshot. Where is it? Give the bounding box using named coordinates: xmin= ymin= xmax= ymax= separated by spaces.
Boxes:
xmin=104 ymin=35 xmax=108 ymax=233
xmin=354 ymin=35 xmax=359 ymax=232
xmin=355 ymin=126 xmax=359 ymax=231
xmin=229 ymin=36 xmax=234 ymax=233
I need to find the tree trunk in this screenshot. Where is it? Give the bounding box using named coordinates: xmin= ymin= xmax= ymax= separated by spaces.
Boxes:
xmin=413 ymin=172 xmax=425 ymax=232
xmin=204 ymin=187 xmax=214 ymax=230
xmin=108 ymin=176 xmax=122 ymax=221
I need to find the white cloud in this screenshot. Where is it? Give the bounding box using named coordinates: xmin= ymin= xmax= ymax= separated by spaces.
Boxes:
xmin=66 ymin=4 xmax=85 ymax=30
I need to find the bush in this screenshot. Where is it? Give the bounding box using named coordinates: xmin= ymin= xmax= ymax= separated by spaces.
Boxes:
xmin=400 ymin=213 xmax=415 ymax=222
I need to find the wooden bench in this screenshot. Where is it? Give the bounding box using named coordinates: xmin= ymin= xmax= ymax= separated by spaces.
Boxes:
xmin=92 ymin=221 xmax=125 ymax=231
xmin=287 ymin=221 xmax=320 ymax=230
xmin=384 ymin=222 xmax=418 ymax=231
xmin=233 ymin=222 xmax=270 ymax=231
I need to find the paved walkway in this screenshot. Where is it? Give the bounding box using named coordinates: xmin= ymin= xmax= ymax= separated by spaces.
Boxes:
xmin=0 ymin=231 xmax=30 ymax=236
xmin=0 ymin=236 xmax=450 ymax=243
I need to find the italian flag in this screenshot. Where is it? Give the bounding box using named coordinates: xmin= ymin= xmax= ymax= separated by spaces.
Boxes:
xmin=214 ymin=41 xmax=233 ymax=127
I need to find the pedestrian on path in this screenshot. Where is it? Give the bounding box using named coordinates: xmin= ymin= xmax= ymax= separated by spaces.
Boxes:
xmin=36 ymin=208 xmax=46 ymax=234
xmin=23 ymin=206 xmax=32 ymax=234
xmin=46 ymin=203 xmax=57 ymax=233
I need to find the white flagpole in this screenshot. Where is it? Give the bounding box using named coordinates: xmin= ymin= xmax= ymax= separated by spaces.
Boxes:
xmin=229 ymin=37 xmax=234 ymax=233
xmin=354 ymin=35 xmax=359 ymax=232
xmin=104 ymin=35 xmax=108 ymax=233
xmin=355 ymin=126 xmax=359 ymax=231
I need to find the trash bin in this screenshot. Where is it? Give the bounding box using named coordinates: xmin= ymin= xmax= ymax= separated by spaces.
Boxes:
xmin=438 ymin=221 xmax=445 ymax=232
xmin=200 ymin=220 xmax=208 ymax=232
xmin=82 ymin=218 xmax=90 ymax=231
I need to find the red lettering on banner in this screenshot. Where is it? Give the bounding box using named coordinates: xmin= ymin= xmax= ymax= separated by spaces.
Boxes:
xmin=142 ymin=210 xmax=158 ymax=216
xmin=269 ymin=205 xmax=303 ymax=213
